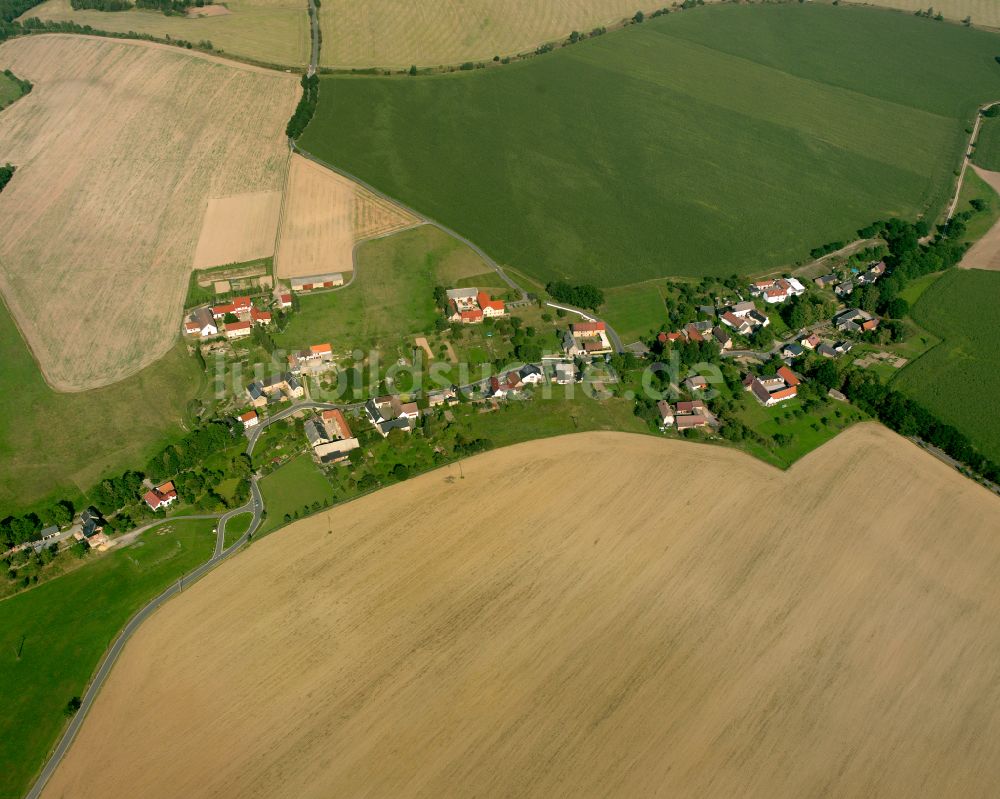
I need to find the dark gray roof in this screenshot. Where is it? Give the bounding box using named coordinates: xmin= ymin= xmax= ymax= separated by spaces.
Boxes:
xmin=519 ymin=364 xmax=543 ymax=378
xmin=247 ymin=381 xmax=264 ymax=400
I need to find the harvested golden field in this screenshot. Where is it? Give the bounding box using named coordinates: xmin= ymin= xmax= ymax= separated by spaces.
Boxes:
xmin=960 ymin=166 xmax=1000 ymax=270
xmin=192 ymin=190 xmax=284 ymax=269
xmin=0 ymin=35 xmax=297 ymax=390
xmin=41 ymin=425 xmax=1000 ymax=799
xmin=858 ymin=0 xmax=1000 ymax=29
xmin=320 ymin=0 xmax=663 ymax=67
xmin=275 ymin=154 xmax=420 ymax=279
xmin=22 ymin=0 xmax=309 ymax=67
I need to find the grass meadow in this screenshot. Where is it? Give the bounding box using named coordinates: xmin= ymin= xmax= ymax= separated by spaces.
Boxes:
xmin=0 ymin=519 xmax=215 ymax=799
xmin=301 ymin=4 xmax=1000 ymax=288
xmin=0 ymin=298 xmax=206 ymax=518
xmin=257 ymin=454 xmax=333 ymax=536
xmin=0 ymin=70 xmax=25 ymax=109
xmin=273 ymin=225 xmax=488 ymax=354
xmin=972 ymin=115 xmax=1000 ymax=171
xmin=892 ymin=269 xmax=1000 ymax=463
xmin=954 ymin=168 xmax=1000 ymax=246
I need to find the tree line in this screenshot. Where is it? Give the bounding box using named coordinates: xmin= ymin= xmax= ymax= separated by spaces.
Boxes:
xmin=286 ymin=73 xmax=319 ymax=139
xmin=545 ymin=281 xmax=605 ymax=311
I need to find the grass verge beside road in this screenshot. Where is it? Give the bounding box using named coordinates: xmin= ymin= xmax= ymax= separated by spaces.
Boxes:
xmin=0 ymin=519 xmax=215 ymax=799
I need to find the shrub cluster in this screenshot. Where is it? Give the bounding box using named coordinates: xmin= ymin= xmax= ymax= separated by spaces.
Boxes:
xmin=286 ymin=73 xmax=319 ymax=139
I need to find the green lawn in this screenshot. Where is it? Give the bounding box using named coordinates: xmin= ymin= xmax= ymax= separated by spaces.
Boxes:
xmin=458 ymin=389 xmax=650 ymax=448
xmin=300 ymin=4 xmax=1000 ymax=286
xmin=223 ymin=511 xmax=253 ymax=548
xmin=0 ymin=298 xmax=206 ymax=517
xmin=0 ymin=519 xmax=215 ymax=799
xmin=0 ymin=70 xmax=26 ymax=111
xmin=972 ymin=114 xmax=1000 ymax=171
xmin=601 ymin=281 xmax=670 ymax=344
xmin=898 ymin=271 xmax=946 ymax=306
xmin=954 ymin=167 xmax=1000 ymax=247
xmin=257 ymin=454 xmax=332 ymax=536
xmin=892 ymin=269 xmax=1000 ymax=463
xmin=274 ymin=225 xmax=488 ymax=355
xmin=734 ymin=393 xmax=865 ymax=469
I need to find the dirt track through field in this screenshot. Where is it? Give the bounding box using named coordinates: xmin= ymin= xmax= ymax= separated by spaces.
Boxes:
xmin=960 ymin=165 xmax=1000 ymax=270
xmin=275 ymin=154 xmax=419 ymax=279
xmin=40 ymin=424 xmax=1000 ymax=799
xmin=0 ymin=35 xmax=297 ymax=390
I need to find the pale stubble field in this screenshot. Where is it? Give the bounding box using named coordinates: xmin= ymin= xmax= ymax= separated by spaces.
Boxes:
xmin=41 ymin=425 xmax=1000 ymax=799
xmin=0 ymin=35 xmax=298 ymax=390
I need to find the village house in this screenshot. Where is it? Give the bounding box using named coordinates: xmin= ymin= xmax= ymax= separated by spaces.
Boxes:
xmin=288 ymin=343 xmax=335 ymax=375
xmin=713 ymin=326 xmax=733 ymax=351
xmin=291 ymin=273 xmax=344 ymax=292
xmin=801 ymin=333 xmax=821 ymax=350
xmin=427 ymin=387 xmax=458 ymax=407
xmin=445 ymin=287 xmax=506 ymax=323
xmin=817 ymin=342 xmax=839 ymax=358
xmin=548 ymin=360 xmax=576 ymax=384
xmin=278 ymin=293 xmax=293 ymax=309
xmin=834 ymin=308 xmax=879 ymax=334
xmin=683 ymin=322 xmax=705 ymax=342
xmin=518 ymin=364 xmax=545 ymax=385
xmin=250 ymin=306 xmax=272 ymax=326
xmin=684 ymin=374 xmax=709 ymax=392
xmin=246 ymin=372 xmax=303 ymax=406
xmin=675 ymin=399 xmax=711 ymax=430
xmin=211 ymin=296 xmax=254 ymax=320
xmin=183 ymin=306 xmax=219 ymax=338
xmin=721 ymin=311 xmax=753 ymax=336
xmin=312 ymin=409 xmax=360 ymax=463
xmin=489 ymin=370 xmax=524 ymax=399
xmin=239 ymin=410 xmax=259 ymax=429
xmin=750 ymin=277 xmax=805 ymax=304
xmin=563 ymin=321 xmax=613 ymax=358
xmin=814 ymin=274 xmax=838 ymax=289
xmin=835 ymin=280 xmax=854 ymax=298
xmin=730 ymin=301 xmax=756 ymax=317
xmin=782 ymin=342 xmax=805 ymax=359
xmin=224 ymin=320 xmax=253 ymax=340
xmin=834 ymin=340 xmax=854 ymax=355
xmin=365 ymin=396 xmax=419 ymax=437
xmin=75 ymin=508 xmax=105 ymax=543
xmin=657 ymin=400 xmax=674 ymax=429
xmin=143 ymin=480 xmax=178 ymax=511
xmin=743 ymin=367 xmax=799 ymax=406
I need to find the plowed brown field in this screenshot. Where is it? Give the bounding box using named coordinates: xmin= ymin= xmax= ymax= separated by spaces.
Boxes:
xmin=41 ymin=425 xmax=1000 ymax=798
xmin=0 ymin=35 xmax=297 ymax=390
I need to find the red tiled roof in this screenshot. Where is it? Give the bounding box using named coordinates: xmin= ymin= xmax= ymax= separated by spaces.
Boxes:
xmin=226 ymin=320 xmax=252 ymax=331
xmin=777 ymin=366 xmax=800 ymax=387
xmin=239 ymin=411 xmax=257 ymax=423
xmin=770 ymin=386 xmax=798 ymax=400
xmin=311 ymin=343 xmax=332 ymax=354
xmin=676 ymin=400 xmax=706 ymax=414
xmin=461 ymin=309 xmax=484 ymax=322
xmin=572 ymin=321 xmax=605 ymax=333
xmin=477 ymin=291 xmax=505 ymax=311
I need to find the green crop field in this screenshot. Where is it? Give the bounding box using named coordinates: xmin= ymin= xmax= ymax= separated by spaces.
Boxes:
xmin=0 ymin=519 xmax=215 ymax=799
xmin=257 ymin=454 xmax=332 ymax=536
xmin=0 ymin=298 xmax=206 ymax=518
xmin=300 ymin=4 xmax=1000 ymax=287
xmin=893 ymin=269 xmax=1000 ymax=463
xmin=972 ymin=115 xmax=1000 ymax=171
xmin=274 ymin=225 xmax=488 ymax=354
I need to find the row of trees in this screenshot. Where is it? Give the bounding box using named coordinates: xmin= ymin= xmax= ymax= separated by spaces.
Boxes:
xmin=70 ymin=0 xmax=133 ymax=11
xmin=0 ymin=501 xmax=75 ymax=550
xmin=286 ymin=74 xmax=319 ymax=139
xmin=545 ymin=281 xmax=605 ymax=311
